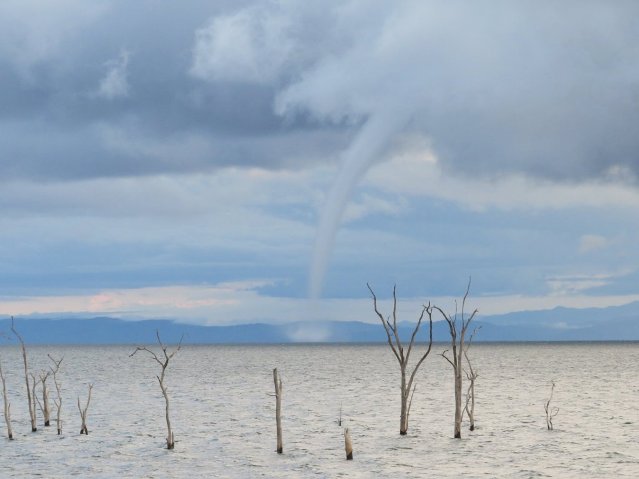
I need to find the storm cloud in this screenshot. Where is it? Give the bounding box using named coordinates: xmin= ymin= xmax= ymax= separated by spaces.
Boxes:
xmin=2 ymin=1 xmax=637 ymax=183
xmin=273 ymin=1 xmax=639 ymax=182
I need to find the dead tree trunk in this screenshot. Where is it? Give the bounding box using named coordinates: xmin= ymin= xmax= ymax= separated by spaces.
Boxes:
xmin=344 ymin=428 xmax=353 ymax=460
xmin=463 ymin=327 xmax=480 ymax=431
xmin=435 ymin=279 xmax=478 ymax=439
xmin=36 ymin=371 xmax=52 ymax=427
xmin=48 ymin=355 xmax=64 ymax=435
xmin=130 ymin=331 xmax=183 ymax=450
xmin=368 ymin=283 xmax=433 ymax=435
xmin=273 ymin=368 xmax=283 ymax=453
xmin=544 ymin=380 xmax=559 ymax=430
xmin=78 ymin=384 xmax=93 ymax=435
xmin=0 ymin=359 xmax=13 ymax=439
xmin=11 ymin=317 xmax=37 ymax=432
xmin=30 ymin=373 xmax=40 ymax=428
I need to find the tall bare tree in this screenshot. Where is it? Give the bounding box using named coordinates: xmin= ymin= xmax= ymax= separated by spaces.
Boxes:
xmin=78 ymin=384 xmax=93 ymax=435
xmin=368 ymin=283 xmax=433 ymax=435
xmin=48 ymin=355 xmax=64 ymax=435
xmin=0 ymin=358 xmax=13 ymax=439
xmin=11 ymin=318 xmax=37 ymax=432
xmin=435 ymin=279 xmax=478 ymax=439
xmin=130 ymin=331 xmax=183 ymax=449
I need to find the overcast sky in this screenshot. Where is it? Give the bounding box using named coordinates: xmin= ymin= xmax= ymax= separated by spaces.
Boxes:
xmin=1 ymin=0 xmax=638 ymax=324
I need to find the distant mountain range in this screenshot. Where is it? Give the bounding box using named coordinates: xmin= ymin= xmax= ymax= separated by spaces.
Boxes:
xmin=1 ymin=302 xmax=638 ymax=344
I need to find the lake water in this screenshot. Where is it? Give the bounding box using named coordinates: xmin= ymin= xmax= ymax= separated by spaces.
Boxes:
xmin=0 ymin=343 xmax=637 ymax=478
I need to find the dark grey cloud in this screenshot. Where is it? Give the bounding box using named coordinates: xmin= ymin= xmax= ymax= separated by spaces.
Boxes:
xmin=2 ymin=0 xmax=638 ymax=184
xmin=0 ymin=0 xmax=345 ymax=181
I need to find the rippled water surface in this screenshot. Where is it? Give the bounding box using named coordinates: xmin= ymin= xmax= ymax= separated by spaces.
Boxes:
xmin=0 ymin=343 xmax=638 ymax=478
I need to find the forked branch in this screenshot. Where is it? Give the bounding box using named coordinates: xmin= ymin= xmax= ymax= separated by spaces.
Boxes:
xmin=78 ymin=384 xmax=93 ymax=435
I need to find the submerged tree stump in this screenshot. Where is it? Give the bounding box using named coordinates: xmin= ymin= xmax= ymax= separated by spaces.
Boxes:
xmin=344 ymin=428 xmax=353 ymax=460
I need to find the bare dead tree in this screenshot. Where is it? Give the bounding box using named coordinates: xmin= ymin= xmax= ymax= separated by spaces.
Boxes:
xmin=435 ymin=279 xmax=478 ymax=439
xmin=463 ymin=326 xmax=480 ymax=431
xmin=78 ymin=384 xmax=93 ymax=435
xmin=0 ymin=359 xmax=13 ymax=439
xmin=11 ymin=317 xmax=37 ymax=432
xmin=35 ymin=370 xmax=52 ymax=427
xmin=273 ymin=368 xmax=283 ymax=453
xmin=544 ymin=380 xmax=559 ymax=430
xmin=338 ymin=402 xmax=342 ymax=426
xmin=130 ymin=331 xmax=183 ymax=449
xmin=48 ymin=355 xmax=64 ymax=435
xmin=367 ymin=283 xmax=433 ymax=435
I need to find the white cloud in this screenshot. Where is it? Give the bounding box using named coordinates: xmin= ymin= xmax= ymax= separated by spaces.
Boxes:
xmin=362 ymin=139 xmax=639 ymax=212
xmin=3 ymin=281 xmax=639 ymax=324
xmin=545 ymin=274 xmax=612 ymax=296
xmin=96 ymin=50 xmax=130 ymax=99
xmin=0 ymin=168 xmax=324 ymax=272
xmin=343 ymin=193 xmax=406 ymax=223
xmin=190 ymin=5 xmax=293 ymax=84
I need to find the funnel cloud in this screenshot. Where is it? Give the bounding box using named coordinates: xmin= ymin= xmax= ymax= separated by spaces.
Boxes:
xmin=1 ymin=1 xmax=638 ymax=319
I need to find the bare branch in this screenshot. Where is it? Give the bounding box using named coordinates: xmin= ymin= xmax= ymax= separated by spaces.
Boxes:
xmin=440 ymin=349 xmax=456 ymax=368
xmin=406 ymin=382 xmax=417 ymax=423
xmin=367 ymin=283 xmax=401 ymax=363
xmin=407 ymin=306 xmax=434 ymax=390
xmin=392 ymin=285 xmax=405 ymax=361
xmin=406 ymin=304 xmax=428 ymax=362
xmin=130 ymin=346 xmax=162 ymax=366
xmin=461 ymin=277 xmax=471 ymax=322
xmin=433 ymin=306 xmax=456 ymax=340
